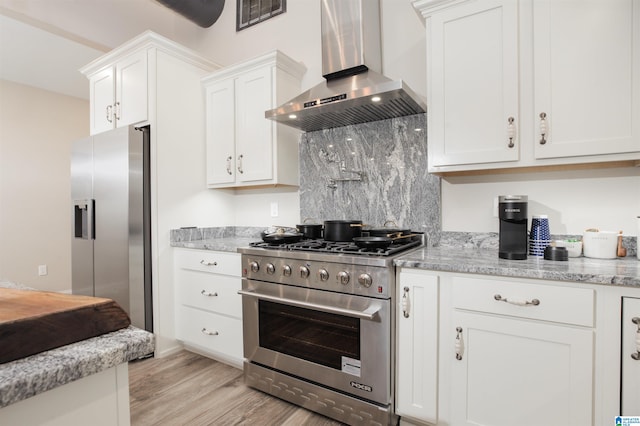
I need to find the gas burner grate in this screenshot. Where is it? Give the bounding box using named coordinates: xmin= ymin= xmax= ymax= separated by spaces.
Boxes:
xmin=249 ymin=235 xmax=423 ymax=256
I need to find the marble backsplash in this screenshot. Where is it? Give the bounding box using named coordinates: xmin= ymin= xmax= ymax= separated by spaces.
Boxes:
xmin=299 ymin=114 xmax=442 ymax=246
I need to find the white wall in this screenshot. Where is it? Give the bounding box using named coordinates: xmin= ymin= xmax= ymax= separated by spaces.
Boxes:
xmin=442 ymin=167 xmax=640 ymax=235
xmin=0 ymin=0 xmax=427 ymax=228
xmin=0 ymin=80 xmax=89 ymax=291
xmin=1 ymin=0 xmax=638 ymax=236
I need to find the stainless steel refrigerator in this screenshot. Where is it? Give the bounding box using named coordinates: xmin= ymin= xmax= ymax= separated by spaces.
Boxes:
xmin=71 ymin=125 xmax=152 ymax=332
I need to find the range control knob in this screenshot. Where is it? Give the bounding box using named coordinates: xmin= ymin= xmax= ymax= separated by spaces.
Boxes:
xmin=318 ymin=268 xmax=330 ymax=282
xmin=337 ymin=271 xmax=350 ymax=285
xmin=358 ymin=273 xmax=373 ymax=288
xmin=283 ymin=265 xmax=292 ymax=277
xmin=250 ymin=261 xmax=259 ymax=273
xmin=299 ymin=266 xmax=310 ymax=279
xmin=266 ymin=263 xmax=276 ymax=275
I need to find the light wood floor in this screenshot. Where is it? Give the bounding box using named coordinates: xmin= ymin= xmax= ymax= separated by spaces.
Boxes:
xmin=129 ymin=350 xmax=346 ymax=426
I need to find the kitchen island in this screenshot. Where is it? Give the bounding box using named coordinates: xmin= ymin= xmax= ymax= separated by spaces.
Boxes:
xmin=0 ymin=325 xmax=154 ymax=425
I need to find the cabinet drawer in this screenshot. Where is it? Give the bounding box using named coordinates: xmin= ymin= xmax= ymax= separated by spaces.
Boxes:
xmin=178 ymin=269 xmax=241 ymax=318
xmin=175 ymin=248 xmax=241 ymax=276
xmin=452 ymin=276 xmax=594 ymax=327
xmin=176 ymin=306 xmax=243 ymax=361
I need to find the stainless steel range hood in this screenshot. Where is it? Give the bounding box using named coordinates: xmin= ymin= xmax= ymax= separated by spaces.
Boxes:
xmin=265 ymin=0 xmax=426 ymax=132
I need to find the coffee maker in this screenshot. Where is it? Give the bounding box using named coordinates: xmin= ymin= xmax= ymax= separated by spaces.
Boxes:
xmin=498 ymin=195 xmax=528 ymax=260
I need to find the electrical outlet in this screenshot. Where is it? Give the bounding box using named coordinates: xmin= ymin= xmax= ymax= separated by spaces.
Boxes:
xmin=270 ymin=202 xmax=279 ymax=217
xmin=38 ymin=264 xmax=48 ymax=276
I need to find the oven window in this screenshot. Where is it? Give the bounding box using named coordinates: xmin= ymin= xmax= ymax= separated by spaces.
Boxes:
xmin=259 ymin=300 xmax=360 ymax=370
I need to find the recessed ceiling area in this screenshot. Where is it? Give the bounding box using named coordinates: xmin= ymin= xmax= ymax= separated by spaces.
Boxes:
xmin=0 ymin=13 xmax=106 ymax=100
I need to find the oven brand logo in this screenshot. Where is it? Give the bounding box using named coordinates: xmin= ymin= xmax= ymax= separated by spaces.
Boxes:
xmin=350 ymin=381 xmax=372 ymax=392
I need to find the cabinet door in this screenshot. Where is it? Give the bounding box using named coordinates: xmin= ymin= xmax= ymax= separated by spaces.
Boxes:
xmin=235 ymin=66 xmax=274 ymax=183
xmin=451 ymin=310 xmax=593 ymax=426
xmin=115 ymin=50 xmax=148 ymax=128
xmin=622 ymin=297 xmax=640 ymax=415
xmin=205 ymin=79 xmax=237 ymax=186
xmin=429 ymin=0 xmax=519 ymax=167
xmin=396 ymin=272 xmax=439 ymax=424
xmin=533 ymin=0 xmax=640 ymax=159
xmin=89 ymin=67 xmax=115 ymax=135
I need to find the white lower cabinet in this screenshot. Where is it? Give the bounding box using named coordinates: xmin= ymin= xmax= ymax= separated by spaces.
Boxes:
xmin=174 ymin=248 xmax=243 ymax=368
xmin=396 ymin=270 xmax=610 ymax=426
xmin=621 ymin=297 xmax=640 ymax=415
xmin=451 ymin=277 xmax=595 ymax=426
xmin=396 ymin=271 xmax=440 ymax=424
xmin=451 ymin=311 xmax=593 ymax=426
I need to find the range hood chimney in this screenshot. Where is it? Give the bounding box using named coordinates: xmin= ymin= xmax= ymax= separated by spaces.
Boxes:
xmin=265 ymin=0 xmax=426 ymax=132
xmin=155 ymin=0 xmax=225 ymax=28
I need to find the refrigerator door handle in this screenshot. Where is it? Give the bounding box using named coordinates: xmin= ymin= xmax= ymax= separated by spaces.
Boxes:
xmin=73 ymin=199 xmax=95 ymax=240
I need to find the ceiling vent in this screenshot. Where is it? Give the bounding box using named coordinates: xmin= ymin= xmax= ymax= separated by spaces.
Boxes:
xmin=155 ymin=0 xmax=225 ymax=28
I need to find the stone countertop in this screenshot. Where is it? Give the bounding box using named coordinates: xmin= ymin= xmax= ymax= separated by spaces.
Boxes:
xmin=171 ymin=237 xmax=256 ymax=253
xmin=395 ymin=247 xmax=640 ymax=287
xmin=0 ymin=325 xmax=155 ymax=408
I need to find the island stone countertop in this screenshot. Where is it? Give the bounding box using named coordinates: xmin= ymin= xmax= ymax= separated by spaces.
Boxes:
xmin=395 ymin=246 xmax=640 ymax=287
xmin=0 ymin=325 xmax=154 ymax=408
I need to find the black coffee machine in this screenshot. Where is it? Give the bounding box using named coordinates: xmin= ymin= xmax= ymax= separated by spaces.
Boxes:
xmin=498 ymin=195 xmax=528 ymax=260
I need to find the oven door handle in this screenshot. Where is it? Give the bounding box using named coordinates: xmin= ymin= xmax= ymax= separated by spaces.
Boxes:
xmin=238 ymin=289 xmax=381 ymax=321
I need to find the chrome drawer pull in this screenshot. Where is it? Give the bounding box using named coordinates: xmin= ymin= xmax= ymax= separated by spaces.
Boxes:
xmin=106 ymin=105 xmax=113 ymax=123
xmin=632 ymin=317 xmax=640 ymax=361
xmin=494 ymin=294 xmax=540 ymax=306
xmin=402 ymin=286 xmax=411 ymax=318
xmin=226 ymin=156 xmax=233 ymax=175
xmin=201 ymin=328 xmax=219 ymax=336
xmin=200 ymin=290 xmax=218 ymax=297
xmin=200 ymin=260 xmax=217 ymax=266
xmin=539 ymin=112 xmax=548 ymax=144
xmin=237 ymin=154 xmax=244 ymax=174
xmin=507 ymin=116 xmax=516 ymax=148
xmin=455 ymin=327 xmax=464 ymax=360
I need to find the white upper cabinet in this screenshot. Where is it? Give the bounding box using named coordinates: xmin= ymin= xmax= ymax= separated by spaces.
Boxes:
xmin=89 ymin=67 xmax=116 ymax=135
xmin=86 ymin=49 xmax=147 ymax=135
xmin=532 ymin=0 xmax=640 ymax=159
xmin=205 ymin=78 xmax=236 ymax=186
xmin=414 ymin=0 xmax=640 ymax=173
xmin=428 ymin=0 xmax=520 ymax=167
xmin=114 ymin=51 xmax=148 ymax=131
xmin=82 ymin=32 xmax=217 ymax=136
xmin=202 ymin=51 xmax=306 ymax=189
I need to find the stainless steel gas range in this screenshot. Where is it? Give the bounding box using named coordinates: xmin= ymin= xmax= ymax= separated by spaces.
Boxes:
xmin=238 ymin=236 xmax=423 ymax=426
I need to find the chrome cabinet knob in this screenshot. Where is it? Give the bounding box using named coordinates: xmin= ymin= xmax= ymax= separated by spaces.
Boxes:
xmin=337 ymin=271 xmax=350 ymax=285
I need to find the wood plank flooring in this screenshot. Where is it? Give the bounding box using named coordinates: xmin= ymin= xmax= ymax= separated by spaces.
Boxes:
xmin=129 ymin=350 xmax=346 ymax=426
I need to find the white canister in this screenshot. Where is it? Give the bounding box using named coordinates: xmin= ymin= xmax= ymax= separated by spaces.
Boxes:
xmin=583 ymin=230 xmax=618 ymax=259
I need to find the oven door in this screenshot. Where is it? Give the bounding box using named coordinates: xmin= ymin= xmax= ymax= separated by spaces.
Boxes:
xmin=240 ymin=279 xmax=391 ymax=405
